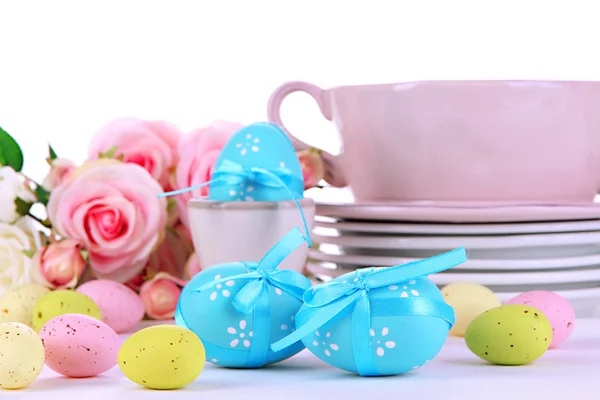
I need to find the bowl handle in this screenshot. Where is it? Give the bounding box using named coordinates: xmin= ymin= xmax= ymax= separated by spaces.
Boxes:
xmin=267 ymin=81 xmax=347 ymax=188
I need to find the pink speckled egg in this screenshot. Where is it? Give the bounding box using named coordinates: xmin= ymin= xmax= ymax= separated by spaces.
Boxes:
xmin=77 ymin=279 xmax=144 ymax=333
xmin=506 ymin=290 xmax=575 ymax=348
xmin=39 ymin=314 xmax=120 ymax=377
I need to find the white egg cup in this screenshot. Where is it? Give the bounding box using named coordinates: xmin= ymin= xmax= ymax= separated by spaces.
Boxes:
xmin=187 ymin=198 xmax=315 ymax=273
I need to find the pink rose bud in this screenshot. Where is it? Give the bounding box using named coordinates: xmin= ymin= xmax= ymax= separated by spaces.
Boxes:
xmin=139 ymin=272 xmax=186 ymax=320
xmin=124 ymin=272 xmax=146 ymax=292
xmin=297 ymin=148 xmax=325 ymax=189
xmin=41 ymin=158 xmax=77 ymax=191
xmin=184 ymin=253 xmax=202 ymax=280
xmin=32 ymin=239 xmax=87 ymax=289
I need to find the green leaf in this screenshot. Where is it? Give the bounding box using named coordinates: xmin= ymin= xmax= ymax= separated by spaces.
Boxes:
xmin=35 ymin=185 xmax=51 ymax=206
xmin=48 ymin=144 xmax=58 ymax=161
xmin=14 ymin=197 xmax=33 ymax=216
xmin=22 ymin=249 xmax=36 ymax=258
xmin=0 ymin=126 xmax=24 ymax=172
xmin=167 ymin=198 xmax=177 ymax=212
xmin=98 ymin=145 xmax=118 ymax=159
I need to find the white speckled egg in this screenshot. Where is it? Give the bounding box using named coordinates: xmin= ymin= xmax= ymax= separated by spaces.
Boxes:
xmin=39 ymin=314 xmax=120 ymax=378
xmin=0 ymin=284 xmax=51 ymax=327
xmin=77 ymin=280 xmax=145 ymax=333
xmin=441 ymin=282 xmax=502 ymax=337
xmin=0 ymin=322 xmax=45 ymax=389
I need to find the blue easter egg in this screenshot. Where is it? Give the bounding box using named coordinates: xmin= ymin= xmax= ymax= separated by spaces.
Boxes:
xmin=297 ymin=274 xmax=451 ymax=376
xmin=209 ymin=122 xmax=304 ymax=202
xmin=176 ymin=262 xmax=311 ymax=368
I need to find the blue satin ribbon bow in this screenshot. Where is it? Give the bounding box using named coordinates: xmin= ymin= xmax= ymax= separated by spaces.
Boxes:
xmin=191 ymin=227 xmax=311 ymax=368
xmin=157 ymin=159 xmax=311 ymax=247
xmin=271 ymin=247 xmax=468 ymax=376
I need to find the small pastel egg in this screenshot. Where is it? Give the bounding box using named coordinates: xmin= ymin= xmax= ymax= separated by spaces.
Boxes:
xmin=0 ymin=284 xmax=51 ymax=327
xmin=32 ymin=290 xmax=102 ymax=333
xmin=465 ymin=304 xmax=552 ymax=365
xmin=118 ymin=325 xmax=205 ymax=390
xmin=39 ymin=314 xmax=120 ymax=378
xmin=441 ymin=282 xmax=501 ymax=337
xmin=77 ymin=280 xmax=144 ymax=333
xmin=506 ymin=290 xmax=575 ymax=348
xmin=0 ymin=322 xmax=45 ymax=389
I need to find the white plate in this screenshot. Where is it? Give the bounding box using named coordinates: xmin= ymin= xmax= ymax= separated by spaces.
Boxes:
xmin=305 ymin=261 xmax=600 ymax=285
xmin=311 ymin=230 xmax=600 ymax=259
xmin=312 ymin=229 xmax=600 ymax=250
xmin=314 ymin=218 xmax=600 ymax=235
xmin=316 ymin=202 xmax=600 ymax=223
xmin=308 ymin=249 xmax=600 ymax=271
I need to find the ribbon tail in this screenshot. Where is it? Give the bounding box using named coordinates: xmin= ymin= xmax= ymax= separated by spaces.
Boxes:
xmin=365 ymin=247 xmax=468 ymax=286
xmin=270 ymin=291 xmax=362 ymax=352
xmin=267 ymin=270 xmax=312 ymax=301
xmin=157 ymin=178 xmax=222 ymax=198
xmin=258 ymin=227 xmax=307 ymax=270
xmin=256 ymin=169 xmax=312 ymax=247
xmin=352 ymin=294 xmax=378 ymax=376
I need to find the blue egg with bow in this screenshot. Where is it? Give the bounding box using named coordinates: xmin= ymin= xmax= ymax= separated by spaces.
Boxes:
xmin=271 ymin=248 xmax=468 ymax=376
xmin=176 ymin=228 xmax=312 ymax=368
xmin=208 ymin=122 xmax=304 ymax=202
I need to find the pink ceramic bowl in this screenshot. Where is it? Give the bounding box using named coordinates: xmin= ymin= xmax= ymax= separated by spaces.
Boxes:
xmin=268 ymin=80 xmax=600 ymax=204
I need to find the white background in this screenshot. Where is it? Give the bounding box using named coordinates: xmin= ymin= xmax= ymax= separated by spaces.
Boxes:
xmin=2 ymin=0 xmax=600 ymax=182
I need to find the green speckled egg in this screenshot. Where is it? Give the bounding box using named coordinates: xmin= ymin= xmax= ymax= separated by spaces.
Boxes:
xmin=465 ymin=304 xmax=552 ymax=365
xmin=0 ymin=284 xmax=51 ymax=327
xmin=32 ymin=290 xmax=101 ymax=333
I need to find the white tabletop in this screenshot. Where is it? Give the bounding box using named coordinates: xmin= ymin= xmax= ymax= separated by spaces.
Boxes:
xmin=5 ymin=319 xmax=599 ymax=400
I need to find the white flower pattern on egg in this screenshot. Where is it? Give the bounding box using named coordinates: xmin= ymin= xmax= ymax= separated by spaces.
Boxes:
xmin=311 ymin=330 xmax=339 ymax=357
xmin=230 ymin=183 xmax=254 ymax=201
xmin=209 ymin=275 xmax=235 ymax=301
xmin=370 ymin=327 xmax=396 ymax=356
xmin=227 ymin=320 xmax=253 ymax=348
xmin=399 ymin=280 xmax=419 ymax=298
xmin=280 ymin=315 xmax=295 ymax=332
xmin=236 ymin=134 xmax=260 ymax=156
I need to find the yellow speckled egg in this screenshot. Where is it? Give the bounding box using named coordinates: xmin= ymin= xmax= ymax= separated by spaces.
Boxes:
xmin=32 ymin=290 xmax=101 ymax=333
xmin=0 ymin=284 xmax=51 ymax=327
xmin=465 ymin=304 xmax=552 ymax=365
xmin=0 ymin=322 xmax=45 ymax=389
xmin=441 ymin=282 xmax=502 ymax=337
xmin=118 ymin=325 xmax=205 ymax=390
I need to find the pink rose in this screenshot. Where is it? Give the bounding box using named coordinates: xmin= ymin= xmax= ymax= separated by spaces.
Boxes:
xmin=145 ymin=222 xmax=194 ymax=280
xmin=87 ymin=117 xmax=182 ymax=189
xmin=184 ymin=253 xmax=202 ymax=280
xmin=139 ymin=272 xmax=186 ymax=320
xmin=41 ymin=158 xmax=77 ymax=191
xmin=297 ymin=149 xmax=325 ymax=189
xmin=31 ymin=239 xmax=87 ymax=289
xmin=47 ymin=161 xmax=168 ymax=282
xmin=175 ymin=120 xmax=243 ymax=227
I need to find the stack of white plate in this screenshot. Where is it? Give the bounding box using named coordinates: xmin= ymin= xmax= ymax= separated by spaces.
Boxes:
xmin=306 ymin=199 xmax=600 ymax=317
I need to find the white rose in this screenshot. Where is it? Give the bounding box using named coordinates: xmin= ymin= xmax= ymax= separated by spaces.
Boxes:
xmin=0 ymin=166 xmax=36 ymax=223
xmin=0 ymin=218 xmax=38 ymax=296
